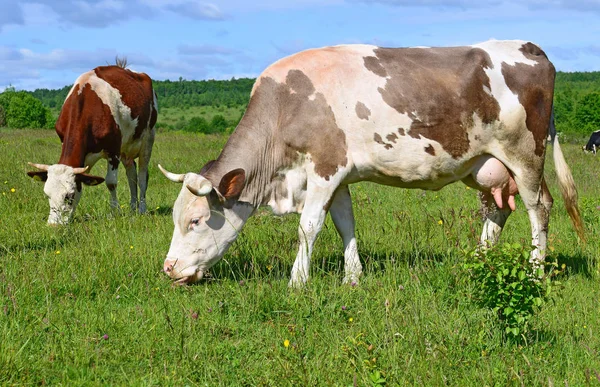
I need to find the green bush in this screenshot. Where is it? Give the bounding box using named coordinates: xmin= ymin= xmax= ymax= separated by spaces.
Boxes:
xmin=0 ymin=90 xmax=53 ymax=129
xmin=181 ymin=114 xmax=231 ymax=134
xmin=182 ymin=116 xmax=210 ymax=133
xmin=463 ymin=243 xmax=561 ymax=339
xmin=210 ymin=114 xmax=228 ymax=133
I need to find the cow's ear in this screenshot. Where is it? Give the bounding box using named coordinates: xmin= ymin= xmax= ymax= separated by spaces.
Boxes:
xmin=218 ymin=169 xmax=245 ymax=200
xmin=76 ymin=173 xmax=105 ymax=186
xmin=27 ymin=171 xmax=48 ymax=182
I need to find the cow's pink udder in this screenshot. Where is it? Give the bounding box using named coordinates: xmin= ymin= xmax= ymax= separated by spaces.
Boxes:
xmin=471 ymin=157 xmax=518 ymax=211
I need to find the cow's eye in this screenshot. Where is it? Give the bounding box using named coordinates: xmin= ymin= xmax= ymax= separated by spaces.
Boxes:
xmin=190 ymin=218 xmax=201 ymax=226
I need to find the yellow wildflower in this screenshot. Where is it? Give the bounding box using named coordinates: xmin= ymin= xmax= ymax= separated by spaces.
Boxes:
xmin=284 ymin=339 xmax=290 ymax=348
xmin=438 ymin=220 xmax=443 ymax=225
xmin=10 ymin=188 xmax=15 ymax=193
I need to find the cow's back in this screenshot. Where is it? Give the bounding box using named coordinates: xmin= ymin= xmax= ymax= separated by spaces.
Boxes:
xmin=56 ymin=66 xmax=157 ymax=166
xmin=239 ymin=40 xmax=555 ymax=189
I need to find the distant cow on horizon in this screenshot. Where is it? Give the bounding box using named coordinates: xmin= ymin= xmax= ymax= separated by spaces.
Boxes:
xmin=583 ymin=130 xmax=600 ymax=154
xmin=28 ymin=63 xmax=158 ymax=224
xmin=159 ymin=40 xmax=584 ymax=287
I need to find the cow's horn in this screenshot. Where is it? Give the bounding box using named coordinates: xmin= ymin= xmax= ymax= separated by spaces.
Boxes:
xmin=158 ymin=164 xmax=185 ymax=183
xmin=185 ymin=175 xmax=213 ymax=197
xmin=73 ymin=166 xmax=89 ymax=174
xmin=28 ymin=162 xmax=50 ymax=171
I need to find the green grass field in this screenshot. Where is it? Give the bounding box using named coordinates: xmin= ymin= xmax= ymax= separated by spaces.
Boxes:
xmin=1 ymin=128 xmax=599 ymax=385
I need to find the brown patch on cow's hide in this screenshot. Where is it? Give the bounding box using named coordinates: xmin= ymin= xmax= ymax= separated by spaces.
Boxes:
xmin=56 ymin=83 xmax=121 ymax=167
xmin=94 ymin=66 xmax=156 ymax=139
xmin=355 ymin=101 xmax=371 ymax=120
xmin=501 ymin=43 xmax=555 ymax=157
xmin=386 ymin=133 xmax=398 ymax=143
xmin=374 ymin=133 xmax=394 ymax=150
xmin=398 ymin=128 xmax=406 ymax=136
xmin=363 ymin=56 xmax=388 ymax=77
xmin=424 ymin=144 xmax=435 ymax=155
xmin=364 ymin=46 xmax=501 ymax=159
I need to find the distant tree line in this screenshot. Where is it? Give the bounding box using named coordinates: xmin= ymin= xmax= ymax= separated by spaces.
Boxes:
xmin=28 ymin=77 xmax=255 ymax=111
xmin=153 ymin=77 xmax=255 ymax=109
xmin=1 ymin=73 xmax=599 ymax=136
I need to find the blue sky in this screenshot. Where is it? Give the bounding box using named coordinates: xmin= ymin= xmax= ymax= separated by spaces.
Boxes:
xmin=1 ymin=0 xmax=599 ymax=91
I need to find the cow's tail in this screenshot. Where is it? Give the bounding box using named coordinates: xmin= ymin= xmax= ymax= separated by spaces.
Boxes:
xmin=549 ymin=107 xmax=586 ymax=241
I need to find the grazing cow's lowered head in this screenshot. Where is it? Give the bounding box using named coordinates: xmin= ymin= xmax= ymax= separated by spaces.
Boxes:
xmin=28 ymin=163 xmax=104 ymax=225
xmin=158 ymin=164 xmax=253 ymax=284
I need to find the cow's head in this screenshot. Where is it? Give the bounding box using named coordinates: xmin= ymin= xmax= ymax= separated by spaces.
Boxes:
xmin=27 ymin=163 xmax=104 ymax=225
xmin=159 ymin=164 xmax=251 ymax=284
xmin=583 ymin=144 xmax=597 ymax=155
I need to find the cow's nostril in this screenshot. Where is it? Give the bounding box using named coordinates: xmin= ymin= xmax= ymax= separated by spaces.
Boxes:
xmin=163 ymin=259 xmax=176 ymax=274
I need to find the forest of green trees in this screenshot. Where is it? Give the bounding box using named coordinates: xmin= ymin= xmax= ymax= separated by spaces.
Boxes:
xmin=1 ymin=72 xmax=599 ymax=136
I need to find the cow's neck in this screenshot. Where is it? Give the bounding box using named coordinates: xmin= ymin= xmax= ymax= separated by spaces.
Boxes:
xmin=57 ymin=129 xmax=88 ymax=167
xmin=204 ymin=121 xmax=284 ymax=208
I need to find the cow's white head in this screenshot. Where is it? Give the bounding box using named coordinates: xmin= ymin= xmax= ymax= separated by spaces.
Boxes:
xmin=27 ymin=163 xmax=104 ymax=225
xmin=159 ymin=164 xmax=252 ymax=284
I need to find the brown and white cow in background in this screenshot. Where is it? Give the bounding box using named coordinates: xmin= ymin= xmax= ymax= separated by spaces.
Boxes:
xmin=159 ymin=40 xmax=585 ymax=287
xmin=28 ymin=63 xmax=158 ymax=224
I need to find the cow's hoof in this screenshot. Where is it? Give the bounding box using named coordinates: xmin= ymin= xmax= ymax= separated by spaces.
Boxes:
xmin=288 ymin=278 xmax=307 ymax=289
xmin=343 ymin=273 xmax=361 ymax=286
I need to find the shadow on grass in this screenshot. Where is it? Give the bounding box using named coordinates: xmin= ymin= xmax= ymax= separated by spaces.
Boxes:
xmin=148 ymin=205 xmax=173 ymax=216
xmin=0 ymin=235 xmax=68 ymax=255
xmin=554 ymin=252 xmax=595 ymax=278
xmin=196 ymin=247 xmax=453 ymax=284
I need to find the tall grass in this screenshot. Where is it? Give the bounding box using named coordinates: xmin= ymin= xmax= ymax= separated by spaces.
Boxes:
xmin=0 ymin=128 xmax=599 ymax=385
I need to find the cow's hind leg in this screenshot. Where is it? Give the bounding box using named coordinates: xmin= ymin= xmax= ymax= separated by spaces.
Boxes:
xmin=289 ymin=182 xmax=337 ymax=288
xmin=329 ymin=185 xmax=362 ymax=284
xmin=123 ymin=158 xmax=138 ymax=212
xmin=137 ymin=130 xmax=155 ymax=214
xmin=106 ymin=156 xmax=120 ymax=210
xmin=514 ymin=175 xmax=553 ymax=268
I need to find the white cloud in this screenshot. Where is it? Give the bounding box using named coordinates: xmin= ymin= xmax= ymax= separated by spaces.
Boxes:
xmin=349 ymin=0 xmax=600 ymax=12
xmin=178 ymin=44 xmax=238 ymax=56
xmin=0 ymin=1 xmax=25 ymax=31
xmin=165 ymin=2 xmax=226 ymax=20
xmin=0 ymin=44 xmax=260 ymax=90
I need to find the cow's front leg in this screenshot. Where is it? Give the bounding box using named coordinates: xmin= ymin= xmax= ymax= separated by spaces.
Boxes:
xmin=289 ymin=185 xmax=335 ymax=288
xmin=329 ymin=185 xmax=362 ymax=284
xmin=123 ymin=158 xmax=138 ymax=212
xmin=106 ymin=156 xmax=120 ymax=210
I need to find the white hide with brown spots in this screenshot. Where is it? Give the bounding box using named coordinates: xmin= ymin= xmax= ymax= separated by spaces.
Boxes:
xmin=161 ymin=40 xmax=583 ymax=287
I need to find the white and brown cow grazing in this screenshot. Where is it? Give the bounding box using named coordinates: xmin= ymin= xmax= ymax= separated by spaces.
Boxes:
xmin=28 ymin=64 xmax=158 ymax=225
xmin=159 ymin=40 xmax=584 ymax=287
